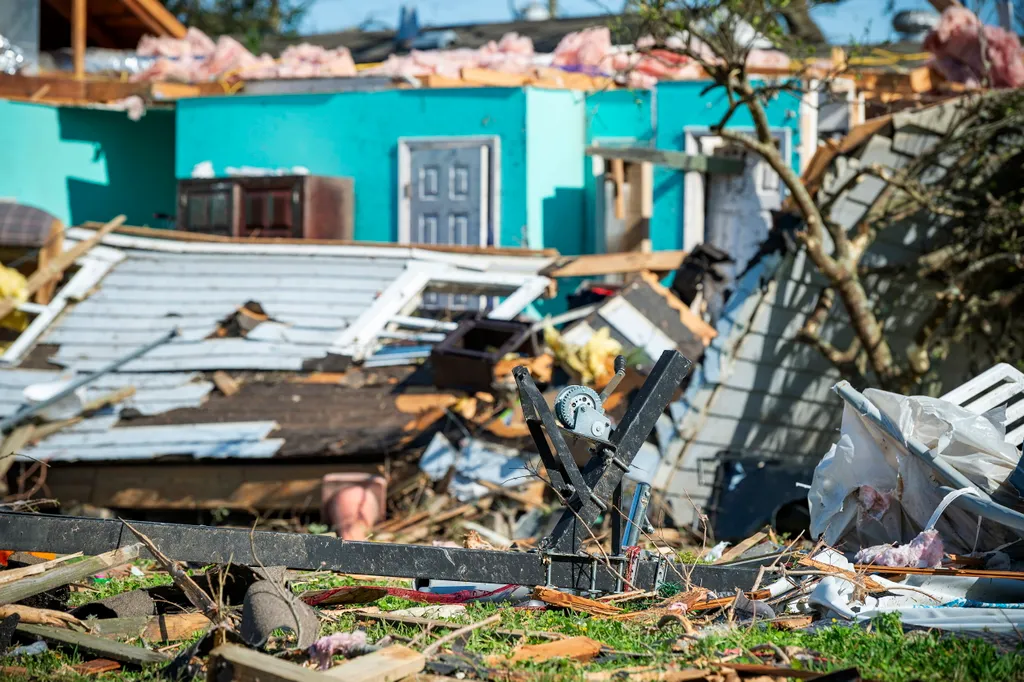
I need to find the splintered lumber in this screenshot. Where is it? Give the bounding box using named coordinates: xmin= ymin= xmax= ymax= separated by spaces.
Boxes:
xmin=89 ymin=614 xmax=209 ymax=642
xmin=324 ymin=644 xmax=426 ymax=681
xmin=490 ymin=636 xmax=605 ymax=665
xmin=0 ymin=544 xmax=142 ymax=605
xmin=15 ymin=624 xmax=169 ymax=665
xmin=209 ymin=643 xmax=333 ymax=681
xmin=0 ymin=604 xmax=83 ymax=628
xmin=547 ymin=251 xmax=688 ymax=278
xmin=422 ymin=614 xmax=501 ymax=658
xmin=798 ymin=556 xmax=886 ymax=592
xmin=532 ymin=587 xmax=623 ymax=617
xmin=0 ymin=215 xmax=125 ymax=323
xmin=0 ymin=553 xmax=83 ymax=586
xmin=212 ymin=371 xmax=240 ymax=397
xmin=585 ymin=146 xmax=744 ymax=174
xmin=712 ymin=532 xmax=768 ymax=565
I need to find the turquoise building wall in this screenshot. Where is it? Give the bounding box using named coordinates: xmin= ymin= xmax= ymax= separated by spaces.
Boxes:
xmin=525 ymin=88 xmax=587 ymax=255
xmin=0 ymin=100 xmax=176 ymax=226
xmin=651 ymin=81 xmax=802 ymax=251
xmin=175 ymin=88 xmax=530 ymax=246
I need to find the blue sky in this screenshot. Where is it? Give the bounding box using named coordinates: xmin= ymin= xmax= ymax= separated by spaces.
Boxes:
xmin=300 ymin=0 xmax=940 ymax=43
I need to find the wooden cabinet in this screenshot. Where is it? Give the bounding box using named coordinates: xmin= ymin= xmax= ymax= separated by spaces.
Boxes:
xmin=177 ymin=175 xmax=354 ymax=240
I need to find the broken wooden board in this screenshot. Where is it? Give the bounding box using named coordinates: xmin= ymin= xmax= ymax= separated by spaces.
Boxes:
xmin=532 ymin=587 xmax=623 ymax=617
xmin=212 ymin=371 xmax=240 ymax=397
xmin=0 ymin=544 xmax=142 ymax=606
xmin=489 ymin=636 xmax=604 ymax=666
xmin=208 ymin=643 xmax=333 ymax=681
xmin=798 ymin=557 xmax=886 ymax=592
xmin=300 ymin=586 xmax=388 ymax=607
xmin=546 ymin=251 xmax=687 ymax=278
xmin=15 ymin=624 xmax=169 ymax=665
xmin=712 ymin=532 xmax=768 ymax=565
xmin=323 ymin=644 xmax=426 ymax=682
xmin=88 ymin=613 xmax=211 ymax=642
xmin=0 ymin=604 xmax=83 ymax=628
xmin=0 ymin=553 xmax=82 ymax=586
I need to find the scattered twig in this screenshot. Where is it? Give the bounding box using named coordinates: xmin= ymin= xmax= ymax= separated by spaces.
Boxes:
xmin=421 ymin=613 xmax=501 ymax=657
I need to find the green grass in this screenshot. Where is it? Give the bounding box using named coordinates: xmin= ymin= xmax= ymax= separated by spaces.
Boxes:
xmin=18 ymin=566 xmax=1024 ymax=682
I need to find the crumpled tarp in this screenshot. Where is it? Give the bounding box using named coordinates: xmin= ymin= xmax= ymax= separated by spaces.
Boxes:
xmin=808 ymin=386 xmax=1024 ymax=555
xmin=924 ymin=6 xmax=1024 ymax=88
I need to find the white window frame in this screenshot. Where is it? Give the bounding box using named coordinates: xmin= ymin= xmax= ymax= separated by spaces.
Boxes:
xmin=398 ymin=136 xmax=502 ymax=248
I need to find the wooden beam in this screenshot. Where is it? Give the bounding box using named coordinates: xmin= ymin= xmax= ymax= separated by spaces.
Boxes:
xmin=586 ymin=146 xmax=744 ymax=174
xmin=208 ymin=643 xmax=339 ymax=681
xmin=127 ymin=0 xmax=188 ymax=37
xmin=118 ymin=0 xmax=176 ymax=37
xmin=611 ymin=158 xmax=626 ymax=220
xmin=546 ymin=250 xmax=687 ymax=278
xmin=15 ymin=624 xmax=169 ymax=665
xmin=72 ymin=0 xmax=86 ymax=80
xmin=0 ymin=544 xmax=142 ymax=605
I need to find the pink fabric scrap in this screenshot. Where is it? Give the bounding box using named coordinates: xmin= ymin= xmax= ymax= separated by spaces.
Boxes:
xmin=308 ymin=630 xmax=367 ymax=670
xmin=854 ymin=529 xmax=945 ymax=568
xmin=924 ymin=6 xmax=1024 ymax=88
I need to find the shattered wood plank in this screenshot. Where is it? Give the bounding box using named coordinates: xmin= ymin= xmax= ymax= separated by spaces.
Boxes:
xmin=0 ymin=544 xmax=142 ymax=606
xmin=0 ymin=553 xmax=83 ymax=586
xmin=638 ymin=271 xmax=717 ymax=346
xmin=546 ymin=251 xmax=687 ymax=278
xmin=212 ymin=371 xmax=240 ymax=397
xmin=0 ymin=605 xmax=83 ymax=628
xmin=142 ymin=612 xmax=211 ymax=642
xmin=15 ymin=624 xmax=169 ymax=665
xmin=798 ymin=557 xmax=886 ymax=592
xmin=208 ymin=643 xmax=333 ymax=681
xmin=768 ymin=615 xmax=814 ymax=630
xmin=323 ymin=644 xmax=426 ymax=682
xmin=712 ymin=532 xmax=768 ymax=565
xmin=0 ymin=215 xmax=125 ymax=323
xmin=532 ymin=587 xmax=623 ymax=617
xmin=489 ymin=636 xmax=604 ymax=665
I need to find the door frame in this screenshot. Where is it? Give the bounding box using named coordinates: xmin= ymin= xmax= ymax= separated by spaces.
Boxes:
xmin=397 ymin=136 xmax=501 ymax=247
xmin=682 ymin=126 xmax=791 ymax=252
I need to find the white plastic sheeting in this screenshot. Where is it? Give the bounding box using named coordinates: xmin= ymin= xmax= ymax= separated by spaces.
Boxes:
xmin=808 ymin=387 xmax=1024 ymax=555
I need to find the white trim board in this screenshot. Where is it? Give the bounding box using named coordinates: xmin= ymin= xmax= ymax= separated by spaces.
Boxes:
xmin=63 ymin=227 xmax=550 ymax=274
xmin=330 ymin=265 xmax=551 ymax=361
xmin=398 ymin=135 xmax=502 ymax=248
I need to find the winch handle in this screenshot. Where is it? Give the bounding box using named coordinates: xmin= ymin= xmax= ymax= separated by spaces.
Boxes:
xmin=599 ymin=355 xmax=627 ymax=402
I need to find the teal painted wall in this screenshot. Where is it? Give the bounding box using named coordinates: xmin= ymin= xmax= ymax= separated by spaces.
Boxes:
xmin=175 ymin=89 xmax=529 ymax=246
xmin=0 ymin=100 xmax=176 ymax=226
xmin=525 ymin=88 xmax=587 ymax=255
xmin=651 ymin=81 xmax=802 ymax=251
xmin=586 ymin=89 xmax=654 ymax=143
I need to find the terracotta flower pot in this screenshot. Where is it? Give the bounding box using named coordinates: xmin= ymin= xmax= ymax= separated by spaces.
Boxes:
xmin=321 ymin=473 xmax=387 ymax=541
